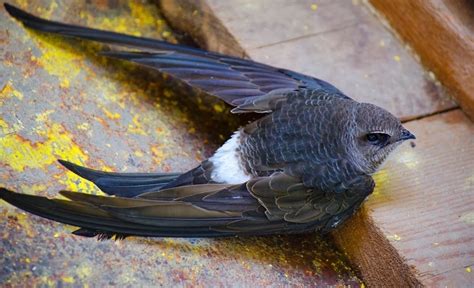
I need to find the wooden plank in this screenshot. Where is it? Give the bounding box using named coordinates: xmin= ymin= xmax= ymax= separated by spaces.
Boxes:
xmin=334 ymin=110 xmax=474 ymax=287
xmin=160 ymin=0 xmax=456 ymax=121
xmin=369 ymin=0 xmax=474 ymax=121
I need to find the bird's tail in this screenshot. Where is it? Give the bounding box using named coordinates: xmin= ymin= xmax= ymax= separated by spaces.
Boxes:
xmin=57 ymin=160 xmax=182 ymax=198
xmin=0 ymin=186 xmax=260 ymax=238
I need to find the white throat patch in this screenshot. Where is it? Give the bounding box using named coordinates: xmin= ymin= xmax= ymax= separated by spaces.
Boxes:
xmin=208 ymin=131 xmax=251 ymax=184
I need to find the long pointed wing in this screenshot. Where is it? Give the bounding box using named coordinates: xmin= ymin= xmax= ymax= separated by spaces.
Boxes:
xmin=0 ymin=172 xmax=373 ymax=238
xmin=4 ymin=3 xmax=343 ymax=112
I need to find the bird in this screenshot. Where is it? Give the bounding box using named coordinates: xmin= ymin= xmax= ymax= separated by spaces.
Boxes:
xmin=0 ymin=3 xmax=415 ymax=240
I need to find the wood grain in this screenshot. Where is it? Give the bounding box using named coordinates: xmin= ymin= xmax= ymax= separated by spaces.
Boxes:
xmin=369 ymin=0 xmax=474 ymax=120
xmin=159 ymin=0 xmax=456 ymax=121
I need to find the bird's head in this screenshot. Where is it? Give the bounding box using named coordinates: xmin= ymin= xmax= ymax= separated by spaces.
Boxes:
xmin=352 ymin=103 xmax=415 ymax=174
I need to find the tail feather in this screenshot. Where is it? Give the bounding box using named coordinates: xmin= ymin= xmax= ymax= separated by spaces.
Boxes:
xmin=58 ymin=160 xmax=181 ymax=197
xmin=0 ymin=188 xmax=235 ymax=238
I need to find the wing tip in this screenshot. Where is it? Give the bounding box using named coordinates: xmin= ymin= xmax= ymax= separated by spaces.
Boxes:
xmin=0 ymin=187 xmax=13 ymax=200
xmin=57 ymin=159 xmax=98 ymax=181
xmin=4 ymin=3 xmax=37 ymax=24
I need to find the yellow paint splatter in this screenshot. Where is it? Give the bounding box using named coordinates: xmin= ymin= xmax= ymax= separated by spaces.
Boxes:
xmin=460 ymin=212 xmax=474 ymax=225
xmin=16 ymin=212 xmax=36 ymax=238
xmin=466 ymin=266 xmax=472 ymax=273
xmin=0 ymin=123 xmax=87 ymax=172
xmin=386 ymin=234 xmax=401 ymax=241
xmin=134 ymin=150 xmax=144 ymax=157
xmin=393 ymin=55 xmax=401 ymax=62
xmin=213 ymin=103 xmax=225 ymax=113
xmin=102 ymin=107 xmax=121 ymax=120
xmin=35 ymin=110 xmax=55 ymax=122
xmin=396 ymin=150 xmax=419 ymax=169
xmin=151 ymin=146 xmax=166 ymax=163
xmin=371 ymin=169 xmax=389 ymax=197
xmin=128 ymin=115 xmax=147 ymax=135
xmin=1 ymin=81 xmax=24 ymax=102
xmin=57 ymin=171 xmax=98 ymax=194
xmin=77 ymin=122 xmax=91 ymax=131
xmin=60 ymin=78 xmax=70 ymax=88
xmin=61 ymin=276 xmax=75 ymax=284
xmin=129 ymin=1 xmax=156 ymax=27
xmin=310 ymin=4 xmax=318 ymax=11
xmin=35 ymin=0 xmax=59 ymax=19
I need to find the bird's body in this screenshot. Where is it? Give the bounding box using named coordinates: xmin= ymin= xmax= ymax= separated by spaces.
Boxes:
xmin=0 ymin=3 xmax=415 ymax=239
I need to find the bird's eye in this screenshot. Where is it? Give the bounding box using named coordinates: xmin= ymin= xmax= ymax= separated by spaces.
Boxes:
xmin=366 ymin=133 xmax=390 ymax=146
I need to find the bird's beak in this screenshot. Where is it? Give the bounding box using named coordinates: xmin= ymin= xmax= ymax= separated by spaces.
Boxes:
xmin=400 ymin=129 xmax=416 ymax=141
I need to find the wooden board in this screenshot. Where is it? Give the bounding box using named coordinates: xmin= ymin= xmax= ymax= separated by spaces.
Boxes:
xmin=160 ymin=0 xmax=456 ymax=121
xmin=369 ymin=0 xmax=474 ymax=121
xmin=333 ymin=110 xmax=474 ymax=287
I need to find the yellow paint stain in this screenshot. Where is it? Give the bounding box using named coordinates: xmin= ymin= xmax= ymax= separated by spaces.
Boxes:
xmin=0 ymin=118 xmax=10 ymax=135
xmin=129 ymin=1 xmax=156 ymax=27
xmin=16 ymin=212 xmax=36 ymax=238
xmin=35 ymin=110 xmax=55 ymax=123
xmin=102 ymin=107 xmax=121 ymax=120
xmin=134 ymin=150 xmax=144 ymax=157
xmin=151 ymin=146 xmax=166 ymax=163
xmin=372 ymin=169 xmax=389 ymax=197
xmin=77 ymin=122 xmax=91 ymax=131
xmin=213 ymin=103 xmax=225 ymax=113
xmin=396 ymin=150 xmax=419 ymax=169
xmin=393 ymin=55 xmax=401 ymax=62
xmin=33 ymin=34 xmax=85 ymax=89
xmin=0 ymin=123 xmax=87 ymax=172
xmin=57 ymin=171 xmax=98 ymax=194
xmin=466 ymin=266 xmax=472 ymax=273
xmin=0 ymin=118 xmax=24 ymax=136
xmin=35 ymin=0 xmax=58 ymax=19
xmin=1 ymin=81 xmax=24 ymax=102
xmin=386 ymin=234 xmax=401 ymax=241
xmin=60 ymin=78 xmax=70 ymax=88
xmin=310 ymin=4 xmax=318 ymax=11
xmin=61 ymin=276 xmax=75 ymax=284
xmin=128 ymin=115 xmax=147 ymax=135
xmin=460 ymin=212 xmax=474 ymax=225
xmin=99 ymin=17 xmax=134 ymax=35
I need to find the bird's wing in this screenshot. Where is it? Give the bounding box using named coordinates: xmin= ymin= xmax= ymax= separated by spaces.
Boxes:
xmin=0 ymin=172 xmax=373 ymax=238
xmin=4 ymin=3 xmax=344 ymax=113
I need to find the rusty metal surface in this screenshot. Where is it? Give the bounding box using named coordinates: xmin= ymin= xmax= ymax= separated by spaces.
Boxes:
xmin=0 ymin=1 xmax=361 ymax=286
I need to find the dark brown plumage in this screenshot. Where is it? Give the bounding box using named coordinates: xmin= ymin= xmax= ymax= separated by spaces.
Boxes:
xmin=0 ymin=3 xmax=415 ymax=239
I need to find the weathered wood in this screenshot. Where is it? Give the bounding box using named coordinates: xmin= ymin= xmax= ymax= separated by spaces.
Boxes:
xmin=369 ymin=0 xmax=474 ymax=121
xmin=334 ymin=110 xmax=474 ymax=287
xmin=156 ymin=0 xmax=247 ymax=57
xmin=160 ymin=0 xmax=456 ymax=121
